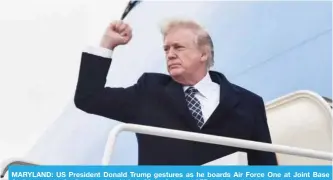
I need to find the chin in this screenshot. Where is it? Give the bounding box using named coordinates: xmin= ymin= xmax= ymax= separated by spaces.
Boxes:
xmin=169 ymin=68 xmax=184 ymax=77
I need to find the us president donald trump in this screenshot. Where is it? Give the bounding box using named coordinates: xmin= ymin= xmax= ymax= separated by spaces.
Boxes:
xmin=74 ymin=18 xmax=278 ymax=165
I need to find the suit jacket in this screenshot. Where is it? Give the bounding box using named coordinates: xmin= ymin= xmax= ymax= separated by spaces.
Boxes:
xmin=74 ymin=52 xmax=278 ymax=165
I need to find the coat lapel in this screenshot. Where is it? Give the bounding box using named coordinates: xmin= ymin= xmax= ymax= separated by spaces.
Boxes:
xmin=163 ymin=71 xmax=241 ymax=132
xmin=164 ymin=80 xmax=201 ymax=131
xmin=203 ymin=71 xmax=241 ymax=130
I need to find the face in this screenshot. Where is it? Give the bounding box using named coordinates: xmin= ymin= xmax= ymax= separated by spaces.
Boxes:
xmin=163 ymin=28 xmax=208 ymax=79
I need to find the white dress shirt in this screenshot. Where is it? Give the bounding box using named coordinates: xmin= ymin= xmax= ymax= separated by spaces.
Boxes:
xmin=83 ymin=46 xmax=221 ymax=126
xmin=183 ymin=73 xmax=220 ymax=125
xmin=84 ymin=46 xmax=114 ymax=58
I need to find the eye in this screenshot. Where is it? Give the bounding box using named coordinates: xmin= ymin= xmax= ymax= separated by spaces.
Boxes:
xmin=175 ymin=45 xmax=184 ymax=50
xmin=163 ymin=47 xmax=168 ymax=52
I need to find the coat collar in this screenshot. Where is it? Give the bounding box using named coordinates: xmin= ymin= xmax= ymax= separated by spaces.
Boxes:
xmin=164 ymin=71 xmax=240 ymax=131
xmin=208 ymin=70 xmax=240 ymax=110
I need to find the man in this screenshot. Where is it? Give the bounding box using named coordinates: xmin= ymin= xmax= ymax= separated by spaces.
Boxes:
xmin=74 ymin=19 xmax=278 ymax=165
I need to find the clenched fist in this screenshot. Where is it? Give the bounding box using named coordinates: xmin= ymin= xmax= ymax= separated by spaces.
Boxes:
xmin=100 ymin=20 xmax=132 ymax=50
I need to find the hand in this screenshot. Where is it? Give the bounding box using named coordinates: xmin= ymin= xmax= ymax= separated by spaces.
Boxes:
xmin=100 ymin=20 xmax=132 ymax=50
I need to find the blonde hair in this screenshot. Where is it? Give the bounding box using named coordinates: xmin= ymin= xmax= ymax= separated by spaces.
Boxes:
xmin=159 ymin=18 xmax=215 ymax=67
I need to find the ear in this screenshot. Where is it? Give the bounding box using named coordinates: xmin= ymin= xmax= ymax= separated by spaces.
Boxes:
xmin=200 ymin=49 xmax=209 ymax=63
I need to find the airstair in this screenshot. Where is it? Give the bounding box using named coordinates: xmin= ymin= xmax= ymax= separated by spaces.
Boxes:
xmin=1 ymin=90 xmax=332 ymax=179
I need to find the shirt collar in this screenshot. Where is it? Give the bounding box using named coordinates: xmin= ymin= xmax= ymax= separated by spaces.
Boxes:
xmin=183 ymin=73 xmax=213 ymax=98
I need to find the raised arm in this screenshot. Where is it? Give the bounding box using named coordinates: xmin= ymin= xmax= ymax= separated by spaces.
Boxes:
xmin=74 ymin=21 xmax=143 ymax=123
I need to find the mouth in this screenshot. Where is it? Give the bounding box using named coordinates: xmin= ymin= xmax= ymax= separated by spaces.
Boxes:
xmin=168 ymin=63 xmax=181 ymax=69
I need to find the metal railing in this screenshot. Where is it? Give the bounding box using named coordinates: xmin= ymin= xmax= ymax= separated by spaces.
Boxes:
xmin=1 ymin=123 xmax=333 ymax=178
xmin=102 ymin=123 xmax=333 ymax=164
xmin=0 ymin=159 xmax=39 ymax=178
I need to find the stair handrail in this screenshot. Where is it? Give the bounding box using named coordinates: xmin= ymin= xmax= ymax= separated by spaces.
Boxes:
xmin=0 ymin=158 xmax=39 ymax=178
xmin=1 ymin=123 xmax=332 ymax=178
xmin=102 ymin=123 xmax=333 ymax=165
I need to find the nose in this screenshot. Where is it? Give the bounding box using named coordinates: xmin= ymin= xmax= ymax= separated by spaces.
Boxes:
xmin=166 ymin=48 xmax=177 ymax=60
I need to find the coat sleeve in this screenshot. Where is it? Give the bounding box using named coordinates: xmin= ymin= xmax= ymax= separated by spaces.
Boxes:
xmin=74 ymin=52 xmax=145 ymax=124
xmin=247 ymin=97 xmax=278 ymax=165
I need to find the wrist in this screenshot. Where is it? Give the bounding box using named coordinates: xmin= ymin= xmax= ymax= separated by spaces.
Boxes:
xmin=100 ymin=38 xmax=116 ymax=50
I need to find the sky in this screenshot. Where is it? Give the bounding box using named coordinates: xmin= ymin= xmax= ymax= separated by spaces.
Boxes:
xmin=0 ymin=0 xmax=128 ymax=163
